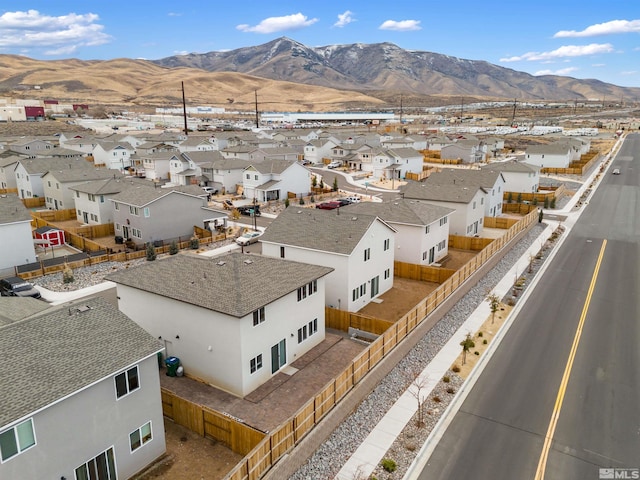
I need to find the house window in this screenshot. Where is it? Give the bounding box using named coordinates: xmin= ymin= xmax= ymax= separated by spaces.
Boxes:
xmin=364 ymin=248 xmax=371 ymax=262
xmin=74 ymin=447 xmax=116 ymax=480
xmin=76 ymin=190 xmax=80 ymax=198
xmin=425 ymin=225 xmax=430 ymax=234
xmin=115 ymin=223 xmax=121 ymax=231
xmin=132 ymin=228 xmax=141 ymax=238
xmin=115 ymin=203 xmax=120 ymax=211
xmin=423 ymin=251 xmax=428 ymax=261
xmin=130 ymin=422 xmax=152 ymax=452
xmin=309 ymin=318 xmax=318 ymax=335
xmin=115 ymin=366 xmax=140 ymax=399
xmin=371 ymin=276 xmax=380 ymax=297
xmin=252 ymin=307 xmax=265 ymax=326
xmin=473 ymin=201 xmax=476 ymax=209
xmin=88 ymin=194 xmax=95 ymax=202
xmin=0 ymin=418 xmax=36 ymax=462
xmin=129 ymin=206 xmax=139 ymax=215
xmin=90 ymin=214 xmax=98 ymax=222
xmin=250 ymin=354 xmax=263 ymax=373
xmin=384 ymin=268 xmax=390 ymax=279
xmin=100 ymin=195 xmax=105 ymax=203
xmin=297 ymin=324 xmax=308 ymax=343
xmin=246 ymin=174 xmax=250 ymax=180
xmin=440 ymin=217 xmax=447 ymax=226
xmin=280 ymin=246 xmax=285 ymax=258
xmin=254 ymin=175 xmax=258 ymax=180
xmin=481 ymin=197 xmax=484 ymax=205
xmin=143 ymin=207 xmax=150 ymax=218
xmin=383 ymin=238 xmax=390 ymax=251
xmin=48 ymin=181 xmax=51 ymax=187
xmin=56 ymin=183 xmax=60 ymax=189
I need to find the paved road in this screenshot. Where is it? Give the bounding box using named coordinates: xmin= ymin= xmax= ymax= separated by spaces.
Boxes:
xmin=418 ymin=134 xmax=640 ymax=479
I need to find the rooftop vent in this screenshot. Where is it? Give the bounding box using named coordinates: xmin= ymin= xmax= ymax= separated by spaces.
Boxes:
xmin=216 ymin=260 xmax=226 ymax=266
xmin=243 ymin=259 xmax=253 ymax=265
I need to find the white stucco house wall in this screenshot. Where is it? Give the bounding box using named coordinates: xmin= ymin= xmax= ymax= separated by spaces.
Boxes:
xmin=342 ymin=199 xmax=454 ymax=266
xmin=107 ymin=253 xmax=333 ymax=397
xmin=91 ymin=141 xmax=135 ymax=170
xmin=260 ymin=207 xmax=397 ymax=312
xmin=0 ymin=194 xmax=37 ymax=275
xmin=524 ymin=143 xmax=572 ymax=168
xmin=0 ymin=297 xmax=166 ymax=480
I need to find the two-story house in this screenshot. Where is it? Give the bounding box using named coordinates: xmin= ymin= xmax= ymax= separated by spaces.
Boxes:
xmin=260 ymin=207 xmax=396 ymax=312
xmin=70 ymin=177 xmax=146 ymax=225
xmin=0 ymin=297 xmax=166 ymax=480
xmin=524 ymin=142 xmax=573 ymax=169
xmin=242 ymin=159 xmax=310 ymax=202
xmin=401 ymin=180 xmax=487 ymax=237
xmin=342 ymin=199 xmax=454 ymax=266
xmin=110 ymin=184 xmax=226 ymax=247
xmin=481 ymin=160 xmax=540 ymax=194
xmin=42 ymin=167 xmax=122 ymax=211
xmin=14 ymin=157 xmax=91 ymax=200
xmin=198 ymin=154 xmax=247 ymax=194
xmin=0 ymin=156 xmax=19 ymax=190
xmin=106 ymin=253 xmax=333 ymax=397
xmin=91 ymin=140 xmax=135 ymax=170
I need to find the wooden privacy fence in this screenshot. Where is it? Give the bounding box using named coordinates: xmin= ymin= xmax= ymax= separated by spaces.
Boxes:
xmin=22 ymin=197 xmax=46 ymax=209
xmin=394 ymin=261 xmax=456 ymax=283
xmin=162 ymin=389 xmax=264 ymax=456
xmin=224 ymin=208 xmax=538 ymax=480
xmin=32 ymin=209 xmax=76 ymax=222
xmin=325 ymin=308 xmax=394 ymax=335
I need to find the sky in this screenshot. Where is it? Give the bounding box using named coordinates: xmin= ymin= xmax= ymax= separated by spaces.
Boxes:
xmin=1 ymin=1 xmax=640 ymax=88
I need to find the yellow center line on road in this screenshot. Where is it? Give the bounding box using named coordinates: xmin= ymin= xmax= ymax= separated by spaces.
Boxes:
xmin=534 ymin=239 xmax=607 ymax=480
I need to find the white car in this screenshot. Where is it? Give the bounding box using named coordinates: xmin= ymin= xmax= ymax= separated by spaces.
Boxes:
xmin=202 ymin=186 xmax=219 ymax=195
xmin=235 ymin=231 xmax=263 ymax=246
xmin=345 ymin=196 xmax=361 ymax=203
xmin=327 ymin=161 xmax=342 ymax=169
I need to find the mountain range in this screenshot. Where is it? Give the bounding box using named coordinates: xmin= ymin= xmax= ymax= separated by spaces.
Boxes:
xmin=1 ymin=37 xmax=638 ymax=112
xmin=154 ymin=37 xmax=640 ymax=104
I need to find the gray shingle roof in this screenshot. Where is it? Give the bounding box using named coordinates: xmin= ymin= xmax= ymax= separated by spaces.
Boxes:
xmin=481 ymin=160 xmax=539 ymax=173
xmin=250 ymin=159 xmax=296 ymax=174
xmin=0 ymin=297 xmax=50 ymax=327
xmin=0 ymin=193 xmax=32 ymax=224
xmin=260 ymin=206 xmax=392 ymax=255
xmin=425 ymin=168 xmax=503 ymax=189
xmin=401 ymin=180 xmax=485 ymax=203
xmin=0 ymin=297 xmax=163 ymax=427
xmin=106 ymin=252 xmax=333 ymax=317
xmin=17 ymin=157 xmax=92 ymax=175
xmin=341 ymin=199 xmax=454 ymax=226
xmin=110 ymin=183 xmax=205 ymax=207
xmin=43 ymin=166 xmax=122 ymax=183
xmin=69 ymin=176 xmax=146 ymax=195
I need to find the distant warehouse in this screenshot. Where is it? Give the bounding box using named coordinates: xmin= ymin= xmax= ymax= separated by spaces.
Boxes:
xmin=260 ymin=111 xmax=395 ymax=125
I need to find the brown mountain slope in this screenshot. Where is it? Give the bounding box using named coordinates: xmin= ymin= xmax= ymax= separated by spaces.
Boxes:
xmin=0 ymin=55 xmax=385 ymax=111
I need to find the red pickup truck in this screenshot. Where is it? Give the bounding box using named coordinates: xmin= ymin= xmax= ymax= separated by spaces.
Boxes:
xmin=315 ymin=201 xmax=341 ymax=210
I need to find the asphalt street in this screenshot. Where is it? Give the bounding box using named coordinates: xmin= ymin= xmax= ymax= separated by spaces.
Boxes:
xmin=418 ymin=134 xmax=640 ymax=480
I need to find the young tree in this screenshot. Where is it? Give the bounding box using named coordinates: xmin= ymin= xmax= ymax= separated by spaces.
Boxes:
xmin=145 ymin=243 xmax=157 ymax=261
xmin=460 ymin=333 xmax=475 ymax=365
xmin=486 ymin=293 xmax=500 ymax=324
xmin=517 ymin=192 xmax=523 ymax=204
xmin=311 ymin=175 xmax=317 ymax=188
xmin=332 ymin=177 xmax=338 ymax=192
xmin=407 ymin=369 xmax=430 ymax=427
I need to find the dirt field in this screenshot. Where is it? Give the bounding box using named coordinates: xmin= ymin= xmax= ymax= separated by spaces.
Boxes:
xmin=136 ymin=419 xmax=243 ymax=480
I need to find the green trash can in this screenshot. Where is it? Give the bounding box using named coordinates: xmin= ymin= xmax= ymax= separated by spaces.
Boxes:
xmin=165 ymin=356 xmax=180 ymax=377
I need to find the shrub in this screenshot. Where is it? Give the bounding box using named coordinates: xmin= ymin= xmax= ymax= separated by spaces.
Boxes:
xmin=477 ymin=331 xmax=483 ymax=337
xmin=432 ymin=395 xmax=442 ymax=403
xmin=507 ymin=297 xmax=516 ymax=306
xmin=189 ymin=236 xmax=200 ymax=250
xmin=299 ymin=197 xmax=305 ymax=205
xmin=310 ymin=195 xmax=315 ymax=203
xmin=483 ymin=339 xmax=488 ymax=345
xmin=381 ymin=458 xmax=397 ymax=473
xmin=145 ymin=243 xmax=157 ymax=261
xmin=62 ymin=264 xmax=75 ymax=283
xmin=284 ymin=198 xmax=290 ymax=208
xmin=474 ymin=351 xmax=480 ymax=355
xmin=452 ymin=365 xmax=461 ymax=373
xmin=446 ymin=387 xmax=456 ymax=394
xmin=442 ymin=376 xmax=450 ymax=383
xmin=169 ymin=241 xmax=179 ymax=255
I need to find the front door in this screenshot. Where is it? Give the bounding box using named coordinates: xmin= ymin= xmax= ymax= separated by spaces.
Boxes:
xmin=83 ymin=211 xmax=89 ymax=223
xmin=429 ymin=247 xmax=435 ymax=264
xmin=271 ymin=339 xmax=286 ymax=374
xmin=122 ymin=225 xmax=130 ymax=240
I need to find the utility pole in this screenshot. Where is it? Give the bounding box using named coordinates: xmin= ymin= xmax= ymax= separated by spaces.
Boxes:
xmin=510 ymin=98 xmax=517 ymax=127
xmin=399 ymin=94 xmax=403 ymax=128
xmin=252 ymin=196 xmax=257 ymax=231
xmin=460 ymin=97 xmax=464 ymax=122
xmin=254 ymin=90 xmax=259 ymax=129
xmin=181 ymin=81 xmax=188 ymax=136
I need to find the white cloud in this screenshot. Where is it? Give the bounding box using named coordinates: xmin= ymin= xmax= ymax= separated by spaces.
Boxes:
xmin=592 ymin=63 xmax=606 ymax=67
xmin=500 ymin=43 xmax=614 ymax=62
xmin=334 ymin=10 xmax=354 ymax=28
xmin=621 ymin=70 xmax=637 ymax=76
xmin=236 ymin=13 xmax=318 ymax=34
xmin=534 ymin=67 xmax=579 ymax=76
xmin=168 ymin=12 xmax=182 ymax=17
xmin=554 ymin=19 xmax=640 ymax=38
xmin=0 ymin=9 xmax=111 ymax=54
xmin=379 ymin=19 xmax=421 ymax=31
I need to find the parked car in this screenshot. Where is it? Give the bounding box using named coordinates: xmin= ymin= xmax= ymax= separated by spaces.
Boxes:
xmin=202 ymin=186 xmax=219 ymax=195
xmin=0 ymin=276 xmax=42 ymax=299
xmin=345 ymin=196 xmax=361 ymax=203
xmin=315 ymin=201 xmax=341 ymax=210
xmin=335 ymin=198 xmax=353 ymax=207
xmin=612 ymin=168 xmax=621 ymax=175
xmin=237 ymin=205 xmax=261 ymax=217
xmin=235 ymin=231 xmax=263 ymax=246
xmin=222 ymin=199 xmax=234 ymax=210
xmin=327 ymin=161 xmax=342 ymax=169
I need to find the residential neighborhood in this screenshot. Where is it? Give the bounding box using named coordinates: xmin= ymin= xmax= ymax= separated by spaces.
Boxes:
xmin=0 ymin=112 xmax=620 ymax=479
